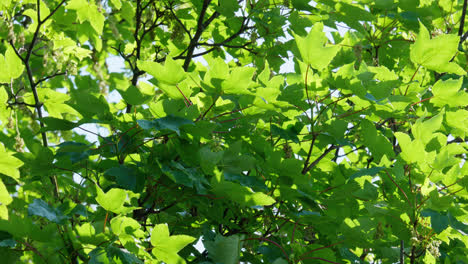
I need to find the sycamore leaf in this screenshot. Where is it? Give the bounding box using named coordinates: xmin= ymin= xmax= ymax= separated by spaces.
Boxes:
xmin=0 ymin=179 xmax=11 ymax=220
xmin=0 ymin=46 xmax=24 ymax=83
xmin=137 ymin=115 xmax=194 ymax=135
xmin=431 ymin=78 xmax=468 ymax=107
xmin=204 ymin=234 xmax=243 ymax=264
xmin=110 ymin=216 xmax=144 ymax=238
xmin=410 ymin=22 xmax=465 ymax=75
xmin=67 ymin=0 xmax=105 ymax=34
xmin=39 ymin=117 xmax=80 ymax=132
xmin=411 ymin=110 xmax=444 ymax=143
xmin=0 ymin=143 xmax=23 ymax=180
xmin=394 ymin=132 xmax=425 ymax=164
xmin=138 ymin=57 xmax=186 ymax=85
xmin=294 ymin=22 xmax=340 ymax=70
xmin=151 ymin=224 xmax=195 ymax=264
xmin=106 ymin=245 xmax=143 ymax=264
xmin=28 ymin=199 xmax=69 ymax=224
xmin=222 ymin=67 xmax=256 ymax=94
xmin=95 ymin=187 xmax=127 ymax=214
xmin=212 ymin=180 xmax=275 ymax=207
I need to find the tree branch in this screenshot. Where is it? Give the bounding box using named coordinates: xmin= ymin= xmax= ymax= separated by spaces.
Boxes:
xmin=302 ymin=145 xmax=337 ymax=174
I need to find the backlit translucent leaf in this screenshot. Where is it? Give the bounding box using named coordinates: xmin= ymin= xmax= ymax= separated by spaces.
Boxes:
xmin=410 ymin=22 xmax=465 ymax=75
xmin=0 ymin=143 xmax=23 ymax=180
xmin=294 ymin=22 xmax=340 ymax=70
xmin=0 ymin=179 xmax=11 ymax=220
xmin=0 ymin=46 xmax=24 ymax=83
xmin=431 ymin=78 xmax=468 ymax=107
xmin=110 ymin=216 xmax=144 ymax=238
xmin=67 ymin=0 xmax=105 ymax=34
xmin=138 ymin=57 xmax=186 ymax=85
xmin=96 ymin=187 xmax=127 ymax=213
xmin=212 ymin=181 xmax=275 ymax=206
xmin=411 ymin=110 xmax=444 ymax=143
xmin=222 ymin=67 xmax=256 ymax=94
xmin=0 ymin=179 xmax=12 ymax=207
xmin=204 ymin=234 xmax=243 ymax=264
xmin=395 ymin=132 xmax=425 ymax=164
xmin=151 ymin=224 xmax=195 ymax=264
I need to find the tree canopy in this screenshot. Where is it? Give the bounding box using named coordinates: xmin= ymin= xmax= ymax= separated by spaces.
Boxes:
xmin=1 ymin=0 xmax=468 ymax=263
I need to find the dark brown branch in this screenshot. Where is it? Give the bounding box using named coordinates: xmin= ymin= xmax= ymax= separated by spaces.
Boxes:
xmin=182 ymin=0 xmax=218 ymax=71
xmin=302 ymin=135 xmax=316 ymax=174
xmin=459 ymin=0 xmax=468 ymax=38
xmin=36 ymin=71 xmax=66 ymax=86
xmin=302 ymin=145 xmax=337 ymax=174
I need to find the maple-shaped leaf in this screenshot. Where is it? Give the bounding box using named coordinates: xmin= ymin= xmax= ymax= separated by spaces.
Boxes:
xmin=294 ymin=22 xmax=340 ymax=70
xmin=151 ymin=224 xmax=196 ymax=264
xmin=410 ymin=22 xmax=466 ymax=75
xmin=0 ymin=46 xmax=24 ymax=83
xmin=0 ymin=143 xmax=24 ymax=180
xmin=66 ymin=0 xmax=105 ymax=34
xmin=431 ymin=78 xmax=468 ymax=107
xmin=138 ymin=57 xmax=186 ymax=86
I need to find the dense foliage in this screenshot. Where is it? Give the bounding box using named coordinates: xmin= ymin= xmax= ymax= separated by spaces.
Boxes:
xmin=1 ymin=0 xmax=468 ymax=263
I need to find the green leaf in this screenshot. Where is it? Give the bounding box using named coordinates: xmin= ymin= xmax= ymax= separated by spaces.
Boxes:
xmin=199 ymin=146 xmax=223 ymax=174
xmin=109 ymin=0 xmax=121 ymax=9
xmin=421 ymin=209 xmax=449 ymax=233
xmin=106 ymin=245 xmax=143 ymax=264
xmin=271 ymin=124 xmax=300 ymax=143
xmin=161 ymin=161 xmax=209 ymax=194
xmin=0 ymin=180 xmax=11 ymax=220
xmin=39 ymin=117 xmax=80 ymax=132
xmin=137 ymin=115 xmax=194 ymax=135
xmin=352 ymin=180 xmax=379 ymax=200
xmin=0 ymin=46 xmax=24 ymax=83
xmin=0 ymin=144 xmax=23 ymax=180
xmin=0 ymin=180 xmax=12 ymax=207
xmin=431 ymin=78 xmax=468 ymax=107
xmin=217 ymin=0 xmax=238 ymax=16
xmin=138 ymin=57 xmax=186 ymax=85
xmin=28 ymin=199 xmax=68 ymax=224
xmin=0 ymin=231 xmax=15 ymax=247
xmin=150 ymin=224 xmax=196 ymax=264
xmin=349 ymin=167 xmax=385 ymax=181
xmin=222 ymin=67 xmax=256 ymax=94
xmin=224 ymin=172 xmax=267 ymax=190
xmin=55 ymin=141 xmax=92 ymax=164
xmin=411 ymin=110 xmax=444 ymax=143
xmin=410 ymin=22 xmax=465 ymax=75
xmin=117 ymin=83 xmax=153 ymax=106
xmin=360 ymin=120 xmax=394 ymax=162
xmin=96 ymin=187 xmax=127 ymax=214
xmin=212 ymin=180 xmax=275 ymax=207
xmin=105 ymin=165 xmax=138 ymax=192
xmin=447 ymin=212 xmax=468 ymax=234
xmin=294 ymin=22 xmax=340 ymax=70
xmin=394 ymin=132 xmax=425 ymax=164
xmin=70 ymin=92 xmax=110 ymax=118
xmin=204 ymin=234 xmax=243 ymax=264
xmin=67 ymin=0 xmax=105 ymax=34
xmin=110 ymin=216 xmax=144 ymax=238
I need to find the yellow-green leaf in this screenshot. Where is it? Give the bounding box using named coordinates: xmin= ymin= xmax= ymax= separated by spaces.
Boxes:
xmin=294 ymin=22 xmax=340 ymax=70
xmin=0 ymin=143 xmax=23 ymax=180
xmin=410 ymin=22 xmax=465 ymax=75
xmin=0 ymin=46 xmax=24 ymax=83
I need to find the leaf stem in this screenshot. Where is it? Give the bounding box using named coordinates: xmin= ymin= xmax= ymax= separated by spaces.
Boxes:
xmin=404 ymin=65 xmax=420 ymax=96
